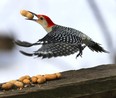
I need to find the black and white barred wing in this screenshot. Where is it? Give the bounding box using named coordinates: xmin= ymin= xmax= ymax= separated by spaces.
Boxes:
xmin=20 ymin=43 xmax=84 ymax=59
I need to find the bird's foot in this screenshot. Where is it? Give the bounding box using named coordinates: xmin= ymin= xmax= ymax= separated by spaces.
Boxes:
xmin=76 ymin=45 xmax=86 ymax=58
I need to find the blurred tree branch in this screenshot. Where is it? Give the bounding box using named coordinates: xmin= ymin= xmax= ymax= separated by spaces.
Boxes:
xmin=87 ymin=0 xmax=115 ymax=63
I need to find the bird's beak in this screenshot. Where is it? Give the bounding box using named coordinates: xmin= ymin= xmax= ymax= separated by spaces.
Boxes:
xmin=26 ymin=11 xmax=38 ymax=21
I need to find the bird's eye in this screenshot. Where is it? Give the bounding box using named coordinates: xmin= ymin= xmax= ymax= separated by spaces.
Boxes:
xmin=40 ymin=17 xmax=43 ymax=20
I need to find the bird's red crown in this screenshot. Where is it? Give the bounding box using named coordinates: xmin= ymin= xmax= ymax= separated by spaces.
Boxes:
xmin=38 ymin=15 xmax=55 ymax=27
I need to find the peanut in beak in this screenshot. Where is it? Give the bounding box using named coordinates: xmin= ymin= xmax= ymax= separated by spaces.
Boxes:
xmin=20 ymin=10 xmax=37 ymax=20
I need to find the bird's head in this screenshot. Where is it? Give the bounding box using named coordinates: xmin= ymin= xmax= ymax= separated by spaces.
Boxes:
xmin=28 ymin=11 xmax=55 ymax=32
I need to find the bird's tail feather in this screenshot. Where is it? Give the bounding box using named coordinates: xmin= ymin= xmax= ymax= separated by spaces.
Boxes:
xmin=88 ymin=41 xmax=109 ymax=53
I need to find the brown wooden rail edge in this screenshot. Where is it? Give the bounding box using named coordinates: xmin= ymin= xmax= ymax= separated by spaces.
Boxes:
xmin=0 ymin=64 xmax=116 ymax=98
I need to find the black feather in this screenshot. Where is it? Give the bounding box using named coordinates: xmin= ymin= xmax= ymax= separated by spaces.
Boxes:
xmin=20 ymin=50 xmax=33 ymax=56
xmin=88 ymin=41 xmax=109 ymax=53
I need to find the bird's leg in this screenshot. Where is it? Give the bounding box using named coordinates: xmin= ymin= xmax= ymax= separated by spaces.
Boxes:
xmin=76 ymin=45 xmax=86 ymax=58
xmin=15 ymin=40 xmax=41 ymax=47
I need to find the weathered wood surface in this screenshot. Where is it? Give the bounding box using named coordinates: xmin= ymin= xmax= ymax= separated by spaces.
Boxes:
xmin=0 ymin=64 xmax=116 ymax=98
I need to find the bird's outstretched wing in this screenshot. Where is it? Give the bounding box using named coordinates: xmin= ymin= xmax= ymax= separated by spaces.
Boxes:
xmin=15 ymin=40 xmax=42 ymax=47
xmin=20 ymin=43 xmax=86 ymax=59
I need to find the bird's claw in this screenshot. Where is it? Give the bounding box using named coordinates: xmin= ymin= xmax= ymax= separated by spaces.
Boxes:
xmin=76 ymin=51 xmax=82 ymax=58
xmin=76 ymin=45 xmax=86 ymax=58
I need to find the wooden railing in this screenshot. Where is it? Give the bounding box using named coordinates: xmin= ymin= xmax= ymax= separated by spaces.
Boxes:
xmin=0 ymin=64 xmax=116 ymax=98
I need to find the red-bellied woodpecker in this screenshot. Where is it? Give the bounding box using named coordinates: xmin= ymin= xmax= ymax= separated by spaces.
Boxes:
xmin=16 ymin=11 xmax=109 ymax=59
